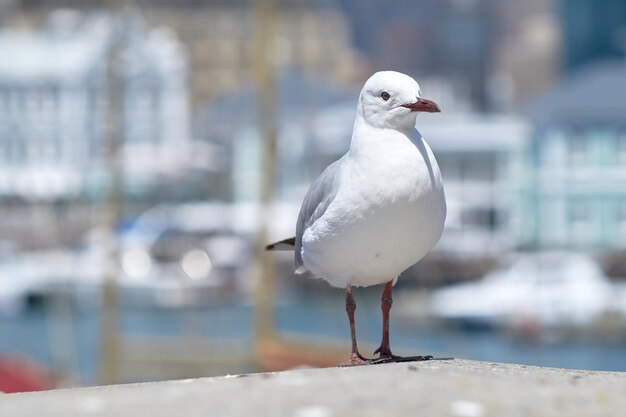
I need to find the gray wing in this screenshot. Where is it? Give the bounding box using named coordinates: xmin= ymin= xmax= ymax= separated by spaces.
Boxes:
xmin=294 ymin=157 xmax=343 ymax=271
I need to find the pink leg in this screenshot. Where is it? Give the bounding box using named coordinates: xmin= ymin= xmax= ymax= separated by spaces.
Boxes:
xmin=338 ymin=284 xmax=370 ymax=366
xmin=373 ymin=280 xmax=433 ymax=364
xmin=374 ymin=281 xmax=393 ymax=356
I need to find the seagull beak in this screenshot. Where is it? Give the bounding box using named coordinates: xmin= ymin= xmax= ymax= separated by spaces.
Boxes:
xmin=402 ymin=98 xmax=440 ymax=113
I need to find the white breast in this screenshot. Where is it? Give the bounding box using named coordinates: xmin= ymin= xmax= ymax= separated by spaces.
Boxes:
xmin=301 ymin=133 xmax=446 ymax=288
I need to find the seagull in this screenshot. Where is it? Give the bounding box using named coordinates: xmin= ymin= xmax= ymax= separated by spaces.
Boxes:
xmin=267 ymin=71 xmax=446 ymax=366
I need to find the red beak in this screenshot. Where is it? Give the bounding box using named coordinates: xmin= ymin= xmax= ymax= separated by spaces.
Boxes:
xmin=402 ymin=98 xmax=440 ymax=113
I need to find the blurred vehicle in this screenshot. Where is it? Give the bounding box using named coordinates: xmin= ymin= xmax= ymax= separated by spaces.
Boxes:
xmin=429 ymin=252 xmax=618 ymax=331
xmin=76 ymin=202 xmax=254 ymax=307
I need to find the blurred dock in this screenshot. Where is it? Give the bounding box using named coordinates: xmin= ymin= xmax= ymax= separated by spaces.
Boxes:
xmin=2 ymin=360 xmax=626 ymax=417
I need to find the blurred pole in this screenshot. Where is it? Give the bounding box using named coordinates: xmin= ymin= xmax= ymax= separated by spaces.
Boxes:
xmin=99 ymin=1 xmax=126 ymax=385
xmin=253 ymin=0 xmax=279 ymax=342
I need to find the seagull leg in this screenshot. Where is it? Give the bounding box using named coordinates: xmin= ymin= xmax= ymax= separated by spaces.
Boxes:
xmin=373 ymin=280 xmax=433 ymax=364
xmin=338 ymin=284 xmax=370 ymax=366
xmin=374 ymin=280 xmax=394 ymax=357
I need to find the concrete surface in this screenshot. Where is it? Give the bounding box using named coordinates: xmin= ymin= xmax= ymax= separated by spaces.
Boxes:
xmin=1 ymin=359 xmax=625 ymax=417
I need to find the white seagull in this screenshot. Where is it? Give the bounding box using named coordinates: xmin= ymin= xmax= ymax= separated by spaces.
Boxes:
xmin=267 ymin=71 xmax=446 ymax=366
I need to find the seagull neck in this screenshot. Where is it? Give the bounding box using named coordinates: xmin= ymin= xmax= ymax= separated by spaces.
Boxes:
xmin=349 ymin=114 xmax=415 ymax=156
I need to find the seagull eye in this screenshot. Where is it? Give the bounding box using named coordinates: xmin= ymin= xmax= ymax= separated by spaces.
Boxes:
xmin=380 ymin=91 xmax=390 ymax=101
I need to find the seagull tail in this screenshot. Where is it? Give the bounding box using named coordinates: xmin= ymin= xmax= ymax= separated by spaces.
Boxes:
xmin=265 ymin=237 xmax=296 ymax=251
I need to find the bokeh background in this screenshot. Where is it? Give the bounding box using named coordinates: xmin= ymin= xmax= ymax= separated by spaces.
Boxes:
xmin=1 ymin=0 xmax=626 ymax=392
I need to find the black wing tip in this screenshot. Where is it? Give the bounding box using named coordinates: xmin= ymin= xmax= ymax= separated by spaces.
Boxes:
xmin=265 ymin=237 xmax=296 ymax=251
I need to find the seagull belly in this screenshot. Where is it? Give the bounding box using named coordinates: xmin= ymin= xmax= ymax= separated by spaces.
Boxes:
xmin=301 ymin=184 xmax=446 ymax=288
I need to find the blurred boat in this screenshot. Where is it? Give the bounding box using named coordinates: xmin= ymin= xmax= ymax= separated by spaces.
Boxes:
xmin=615 ymin=282 xmax=626 ymax=317
xmin=0 ymin=277 xmax=28 ymax=316
xmin=0 ymin=202 xmax=259 ymax=312
xmin=74 ymin=202 xmax=256 ymax=308
xmin=0 ymin=250 xmax=76 ymax=315
xmin=429 ymin=252 xmax=619 ymax=331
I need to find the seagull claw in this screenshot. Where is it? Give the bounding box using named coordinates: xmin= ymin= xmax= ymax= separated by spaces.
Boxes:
xmin=337 ymin=352 xmax=375 ymax=367
xmin=370 ymin=354 xmax=434 ymax=364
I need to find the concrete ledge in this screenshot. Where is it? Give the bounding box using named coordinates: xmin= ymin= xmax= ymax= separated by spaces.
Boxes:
xmin=2 ymin=359 xmax=625 ymax=417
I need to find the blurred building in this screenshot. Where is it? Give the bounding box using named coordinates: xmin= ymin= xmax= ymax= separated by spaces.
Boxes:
xmin=490 ymin=0 xmax=561 ymax=108
xmin=560 ymin=0 xmax=626 ymax=72
xmin=508 ymin=0 xmax=626 ymax=105
xmin=0 ymin=12 xmax=190 ymax=199
xmin=338 ymin=0 xmax=492 ymax=110
xmin=195 ymin=71 xmax=355 ymax=202
xmin=10 ymin=1 xmax=360 ymax=113
xmin=419 ymin=115 xmax=530 ymax=254
xmin=524 ymin=60 xmax=626 ymax=249
xmin=0 ymin=14 xmax=109 ymax=198
xmin=141 ymin=1 xmax=359 ymax=113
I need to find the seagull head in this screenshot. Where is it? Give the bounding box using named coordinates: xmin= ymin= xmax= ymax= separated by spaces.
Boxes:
xmin=357 ymin=71 xmax=440 ymax=130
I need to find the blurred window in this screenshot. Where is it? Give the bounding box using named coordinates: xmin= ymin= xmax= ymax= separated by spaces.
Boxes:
xmin=11 ymin=135 xmax=24 ymax=164
xmin=26 ymin=90 xmax=39 ymax=112
xmin=436 ymin=152 xmax=496 ymax=182
xmin=463 ymin=153 xmax=495 ymax=181
xmin=617 ymin=200 xmax=626 ymax=237
xmin=569 ymin=201 xmax=590 ymax=223
xmin=541 ymin=129 xmax=563 ymax=168
xmin=0 ymin=90 xmax=7 ymax=113
xmin=40 ymin=88 xmax=57 ymax=115
xmin=436 ymin=154 xmax=461 ymax=181
xmin=568 ymin=199 xmax=592 ymax=244
xmin=41 ymin=135 xmax=58 ymax=163
xmin=617 ymin=133 xmax=626 ymax=165
xmin=126 ymin=89 xmax=159 ymax=143
xmin=461 ymin=207 xmax=499 ymax=230
xmin=5 ymin=89 xmax=13 ymax=111
xmin=0 ymin=140 xmax=6 ymax=163
xmin=568 ymin=133 xmax=588 ymax=166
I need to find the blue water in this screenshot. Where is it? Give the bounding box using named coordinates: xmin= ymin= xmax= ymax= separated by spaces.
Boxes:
xmin=1 ymin=292 xmax=625 ymax=385
xmin=275 ymin=294 xmax=626 ymax=373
